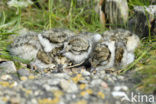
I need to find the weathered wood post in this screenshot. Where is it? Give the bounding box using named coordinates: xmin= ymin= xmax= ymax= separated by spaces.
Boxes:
xmin=99 ymin=0 xmax=129 ymax=28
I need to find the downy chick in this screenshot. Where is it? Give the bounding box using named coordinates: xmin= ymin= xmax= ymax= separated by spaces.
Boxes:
xmin=61 ymin=33 xmax=102 ymax=67
xmin=9 ymin=29 xmax=41 ymax=61
xmin=103 ymin=29 xmax=140 ymax=66
xmin=36 ymin=28 xmax=75 ymax=70
xmin=92 ymin=29 xmax=140 ymax=70
xmin=90 ymin=39 xmax=116 ymax=70
xmin=38 ymin=28 xmax=75 ymax=53
xmin=30 ymin=49 xmax=56 ymax=70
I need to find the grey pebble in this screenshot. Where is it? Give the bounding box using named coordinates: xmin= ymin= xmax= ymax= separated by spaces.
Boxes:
xmin=0 ymin=61 xmax=17 ymax=74
xmin=17 ymin=69 xmax=30 ymax=76
xmin=60 ymin=79 xmax=78 ymax=93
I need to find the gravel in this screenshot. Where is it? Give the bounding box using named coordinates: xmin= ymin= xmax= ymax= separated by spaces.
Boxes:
xmin=0 ymin=67 xmax=151 ymax=104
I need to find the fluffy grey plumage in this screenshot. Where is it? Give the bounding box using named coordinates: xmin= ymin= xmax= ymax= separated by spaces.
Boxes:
xmin=61 ymin=33 xmax=102 ymax=65
xmin=38 ymin=28 xmax=75 ymax=53
xmin=9 ymin=29 xmax=41 ymax=61
xmin=35 ymin=28 xmax=75 ymax=69
xmin=102 ymin=29 xmax=140 ymax=53
xmin=90 ymin=39 xmax=116 ymax=70
xmin=114 ymin=41 xmax=128 ymax=68
xmin=91 ymin=29 xmax=140 ymax=70
xmin=30 ymin=50 xmax=56 ymax=70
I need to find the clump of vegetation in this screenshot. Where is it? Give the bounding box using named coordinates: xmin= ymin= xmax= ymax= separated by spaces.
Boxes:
xmin=0 ymin=0 xmax=155 ymax=94
xmin=135 ymin=39 xmax=156 ymax=94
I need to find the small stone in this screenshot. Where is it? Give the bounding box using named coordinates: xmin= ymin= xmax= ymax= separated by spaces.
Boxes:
xmin=10 ymin=81 xmax=18 ymax=88
xmin=38 ymin=98 xmax=60 ymax=104
xmin=101 ymin=81 xmax=108 ymax=88
xmin=91 ymin=79 xmax=102 ymax=87
xmin=53 ymin=73 xmax=70 ymax=79
xmin=81 ymin=70 xmax=90 ymax=76
xmin=75 ymin=100 xmax=87 ymax=104
xmin=0 ymin=61 xmax=16 ymax=74
xmin=20 ymin=76 xmax=28 ymax=81
xmin=9 ymin=97 xmax=20 ymax=104
xmin=79 ymin=84 xmax=86 ymax=90
xmin=53 ymin=90 xmax=63 ymax=97
xmin=0 ymin=81 xmax=10 ymax=87
xmin=1 ymin=74 xmax=12 ymax=80
xmin=0 ymin=99 xmax=7 ymax=104
xmin=47 ymin=79 xmax=60 ymax=86
xmin=72 ymin=74 xmax=84 ymax=83
xmin=22 ymin=88 xmax=32 ymax=95
xmin=80 ymin=89 xmax=93 ymax=97
xmin=78 ymin=80 xmax=88 ymax=84
xmin=97 ymin=92 xmax=105 ymax=99
xmin=28 ymin=75 xmax=35 ymax=80
xmin=1 ymin=97 xmax=8 ymax=102
xmin=31 ymin=99 xmax=38 ymax=104
xmin=117 ymin=76 xmax=124 ymax=80
xmin=17 ymin=69 xmax=30 ymax=77
xmin=60 ymin=79 xmax=78 ymax=93
xmin=43 ymin=84 xmax=51 ymax=91
xmin=112 ymin=76 xmax=117 ymax=81
xmin=108 ymin=77 xmax=115 ymax=83
xmin=50 ymin=87 xmax=59 ymax=91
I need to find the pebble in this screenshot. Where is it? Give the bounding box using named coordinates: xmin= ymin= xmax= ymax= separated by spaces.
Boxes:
xmin=101 ymin=81 xmax=108 ymax=88
xmin=117 ymin=76 xmax=125 ymax=80
xmin=0 ymin=62 xmax=142 ymax=104
xmin=0 ymin=61 xmax=16 ymax=74
xmin=47 ymin=78 xmax=61 ymax=86
xmin=81 ymin=70 xmax=90 ymax=76
xmin=9 ymin=97 xmax=20 ymax=104
xmin=31 ymin=99 xmax=38 ymax=104
xmin=20 ymin=76 xmax=28 ymax=81
xmin=43 ymin=84 xmax=52 ymax=91
xmin=91 ymin=79 xmax=103 ymax=87
xmin=1 ymin=75 xmax=12 ymax=80
xmin=17 ymin=69 xmax=30 ymax=77
xmin=0 ymin=100 xmax=5 ymax=104
xmin=60 ymin=79 xmax=78 ymax=93
xmin=28 ymin=75 xmax=35 ymax=80
xmin=53 ymin=73 xmax=70 ymax=79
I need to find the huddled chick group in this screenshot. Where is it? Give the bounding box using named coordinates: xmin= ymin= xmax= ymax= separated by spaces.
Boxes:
xmin=90 ymin=29 xmax=140 ymax=71
xmin=9 ymin=28 xmax=140 ymax=71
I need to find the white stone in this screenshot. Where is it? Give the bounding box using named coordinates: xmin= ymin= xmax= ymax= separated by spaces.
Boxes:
xmin=0 ymin=61 xmax=17 ymax=73
xmin=60 ymin=79 xmax=78 ymax=93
